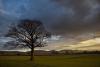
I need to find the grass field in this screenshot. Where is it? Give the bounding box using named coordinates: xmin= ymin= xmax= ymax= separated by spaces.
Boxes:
xmin=0 ymin=54 xmax=100 ymax=67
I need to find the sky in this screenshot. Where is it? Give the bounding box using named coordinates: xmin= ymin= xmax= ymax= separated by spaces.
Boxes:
xmin=0 ymin=0 xmax=100 ymax=51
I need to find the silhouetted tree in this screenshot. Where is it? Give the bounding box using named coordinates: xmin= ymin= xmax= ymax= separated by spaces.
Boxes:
xmin=6 ymin=20 xmax=51 ymax=61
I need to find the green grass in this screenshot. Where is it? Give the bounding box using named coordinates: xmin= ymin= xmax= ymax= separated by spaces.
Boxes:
xmin=0 ymin=54 xmax=100 ymax=67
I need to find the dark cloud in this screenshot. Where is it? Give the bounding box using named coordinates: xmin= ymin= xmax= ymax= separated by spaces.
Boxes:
xmin=0 ymin=0 xmax=64 ymax=30
xmin=0 ymin=0 xmax=100 ymax=36
xmin=0 ymin=0 xmax=100 ymax=50
xmin=49 ymin=0 xmax=100 ymax=34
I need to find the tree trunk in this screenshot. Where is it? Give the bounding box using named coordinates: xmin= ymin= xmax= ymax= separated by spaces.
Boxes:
xmin=30 ymin=45 xmax=34 ymax=61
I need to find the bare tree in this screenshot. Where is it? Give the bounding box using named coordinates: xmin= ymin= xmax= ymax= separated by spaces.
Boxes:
xmin=5 ymin=19 xmax=51 ymax=61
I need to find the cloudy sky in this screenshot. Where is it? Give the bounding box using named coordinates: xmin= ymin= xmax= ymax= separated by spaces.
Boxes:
xmin=0 ymin=0 xmax=100 ymax=51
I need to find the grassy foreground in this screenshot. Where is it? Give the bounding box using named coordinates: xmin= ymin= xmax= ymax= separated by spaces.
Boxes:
xmin=0 ymin=54 xmax=100 ymax=67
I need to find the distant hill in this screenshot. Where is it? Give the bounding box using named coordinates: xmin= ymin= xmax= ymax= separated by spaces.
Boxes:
xmin=0 ymin=50 xmax=100 ymax=56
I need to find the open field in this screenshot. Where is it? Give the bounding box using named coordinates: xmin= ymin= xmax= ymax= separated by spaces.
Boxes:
xmin=0 ymin=54 xmax=100 ymax=67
